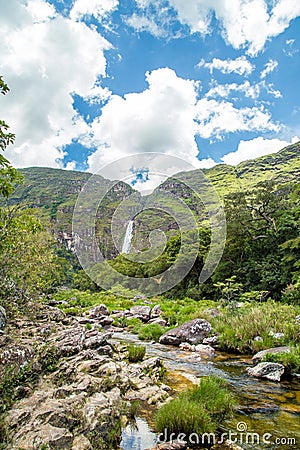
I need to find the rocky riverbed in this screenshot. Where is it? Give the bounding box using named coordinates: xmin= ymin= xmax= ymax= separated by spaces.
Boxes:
xmin=0 ymin=303 xmax=170 ymax=449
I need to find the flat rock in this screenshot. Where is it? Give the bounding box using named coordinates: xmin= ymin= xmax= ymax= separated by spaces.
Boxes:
xmin=129 ymin=305 xmax=151 ymax=322
xmin=252 ymin=347 xmax=290 ymax=365
xmin=247 ymin=362 xmax=285 ymax=382
xmin=159 ymin=319 xmax=211 ymax=346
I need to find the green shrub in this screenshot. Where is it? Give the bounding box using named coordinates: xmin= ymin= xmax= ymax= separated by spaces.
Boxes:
xmin=155 ymin=376 xmax=235 ymax=440
xmin=263 ymin=346 xmax=300 ymax=373
xmin=85 ymin=322 xmax=92 ymax=330
xmin=138 ymin=324 xmax=166 ymax=342
xmin=127 ymin=344 xmax=146 ymax=363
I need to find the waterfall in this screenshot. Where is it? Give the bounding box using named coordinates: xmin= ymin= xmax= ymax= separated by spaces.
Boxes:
xmin=122 ymin=220 xmax=133 ymax=254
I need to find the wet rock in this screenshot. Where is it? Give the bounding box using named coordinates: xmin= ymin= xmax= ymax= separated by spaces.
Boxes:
xmin=0 ymin=306 xmax=6 ymax=330
xmin=179 ymin=342 xmax=195 ymax=351
xmin=252 ymin=346 xmax=290 ymax=365
xmin=129 ymin=305 xmax=151 ymax=322
xmin=151 ymin=305 xmax=162 ymax=318
xmin=149 ymin=318 xmax=167 ymax=326
xmin=194 ymin=344 xmax=215 ymax=356
xmin=247 ymin=362 xmax=285 ymax=382
xmin=159 ymin=319 xmax=212 ymax=346
xmin=89 ymin=304 xmax=110 ymax=318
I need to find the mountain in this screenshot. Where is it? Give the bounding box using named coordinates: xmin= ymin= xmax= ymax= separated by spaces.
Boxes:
xmin=8 ymin=141 xmax=300 ymax=258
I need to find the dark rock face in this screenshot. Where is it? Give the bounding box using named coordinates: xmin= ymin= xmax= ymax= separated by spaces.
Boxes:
xmin=159 ymin=319 xmax=212 ymax=346
xmin=247 ymin=362 xmax=285 ymax=382
xmin=0 ymin=306 xmax=6 ymax=330
xmin=252 ymin=347 xmax=290 ymax=365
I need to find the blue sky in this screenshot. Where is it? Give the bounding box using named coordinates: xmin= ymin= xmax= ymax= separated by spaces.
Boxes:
xmin=1 ymin=0 xmax=300 ymax=184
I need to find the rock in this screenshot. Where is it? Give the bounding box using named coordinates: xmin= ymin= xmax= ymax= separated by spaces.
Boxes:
xmin=140 ymin=357 xmax=163 ymax=371
xmin=151 ymin=305 xmax=162 ymax=318
xmin=159 ymin=319 xmax=211 ymax=346
xmin=247 ymin=362 xmax=285 ymax=382
xmin=16 ymin=424 xmax=73 ymax=449
xmin=268 ymin=331 xmax=284 ymax=339
xmin=149 ymin=318 xmax=167 ymax=326
xmin=129 ymin=305 xmax=151 ymax=322
xmin=194 ymin=344 xmax=215 ymax=356
xmin=252 ymin=346 xmax=290 ymax=364
xmin=254 ymin=336 xmax=263 ymax=342
xmin=98 ymin=316 xmax=114 ymax=327
xmin=0 ymin=344 xmax=34 ymax=368
xmin=179 ymin=342 xmax=195 ymax=351
xmin=72 ymin=435 xmax=93 ymax=449
xmin=295 ymin=315 xmax=300 ymax=323
xmin=0 ymin=306 xmax=6 ymax=329
xmin=54 ymin=327 xmax=85 ymax=356
xmin=203 ymin=335 xmax=219 ymax=346
xmin=89 ymin=304 xmax=110 ymax=318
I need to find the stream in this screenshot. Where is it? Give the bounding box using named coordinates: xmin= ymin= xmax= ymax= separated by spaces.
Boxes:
xmin=112 ymin=332 xmax=300 ymax=450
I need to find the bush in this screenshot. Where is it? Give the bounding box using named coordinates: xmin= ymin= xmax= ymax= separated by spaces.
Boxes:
xmin=155 ymin=376 xmax=235 ymax=440
xmin=127 ymin=344 xmax=146 ymax=363
xmin=138 ymin=324 xmax=167 ymax=342
xmin=263 ymin=346 xmax=300 ymax=373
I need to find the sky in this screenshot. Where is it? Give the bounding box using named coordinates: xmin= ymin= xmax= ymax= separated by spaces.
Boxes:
xmin=1 ymin=0 xmax=300 ymax=187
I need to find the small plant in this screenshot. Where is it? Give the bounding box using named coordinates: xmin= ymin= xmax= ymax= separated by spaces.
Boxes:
xmin=155 ymin=376 xmax=235 ymax=440
xmin=85 ymin=322 xmax=92 ymax=330
xmin=138 ymin=324 xmax=167 ymax=342
xmin=127 ymin=343 xmax=146 ymax=362
xmin=263 ymin=346 xmax=300 ymax=373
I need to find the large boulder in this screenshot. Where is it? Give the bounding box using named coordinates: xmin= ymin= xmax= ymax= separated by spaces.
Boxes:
xmin=252 ymin=346 xmax=290 ymax=365
xmin=129 ymin=305 xmax=151 ymax=322
xmin=159 ymin=319 xmax=212 ymax=346
xmin=247 ymin=362 xmax=285 ymax=382
xmin=0 ymin=306 xmax=6 ymax=330
xmin=89 ymin=304 xmax=110 ymax=319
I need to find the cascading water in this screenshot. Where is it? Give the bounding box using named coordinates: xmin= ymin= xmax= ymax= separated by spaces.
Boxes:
xmin=122 ymin=220 xmax=133 ymax=254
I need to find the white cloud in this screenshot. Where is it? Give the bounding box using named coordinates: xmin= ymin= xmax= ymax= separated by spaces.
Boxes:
xmin=0 ymin=0 xmax=111 ymax=168
xmin=221 ymin=136 xmax=299 ymax=165
xmin=196 ymin=99 xmax=279 ymax=140
xmin=70 ymin=0 xmax=118 ymax=21
xmin=197 ymin=56 xmax=254 ymax=76
xmin=125 ymin=13 xmax=165 ymax=37
xmin=86 ymin=68 xmax=202 ymax=172
xmin=130 ymin=0 xmax=300 ymax=55
xmin=206 ymin=79 xmax=282 ymax=100
xmin=260 ymin=59 xmax=278 ymax=79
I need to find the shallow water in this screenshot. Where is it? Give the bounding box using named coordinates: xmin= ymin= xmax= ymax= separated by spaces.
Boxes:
xmin=113 ymin=333 xmax=300 ymax=450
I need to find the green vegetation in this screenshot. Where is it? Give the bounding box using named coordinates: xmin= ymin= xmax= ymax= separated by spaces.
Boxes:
xmin=155 ymin=376 xmax=235 ymax=439
xmin=212 ymin=301 xmax=300 ymax=353
xmin=263 ymin=346 xmax=300 ymax=373
xmin=127 ymin=343 xmax=146 ymax=362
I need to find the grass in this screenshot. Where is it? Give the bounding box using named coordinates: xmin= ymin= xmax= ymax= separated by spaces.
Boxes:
xmin=155 ymin=376 xmax=235 ymax=440
xmin=212 ymin=301 xmax=300 ymax=353
xmin=262 ymin=346 xmax=300 ymax=373
xmin=127 ymin=344 xmax=146 ymax=363
xmin=137 ymin=324 xmax=168 ymax=342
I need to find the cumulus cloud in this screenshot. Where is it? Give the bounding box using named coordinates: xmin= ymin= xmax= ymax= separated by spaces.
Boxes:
xmin=196 ymin=99 xmax=279 ymax=140
xmin=221 ymin=136 xmax=299 ymax=165
xmin=70 ymin=0 xmax=119 ymax=21
xmin=84 ymin=67 xmax=280 ymax=180
xmin=0 ymin=0 xmax=111 ymax=168
xmin=197 ymin=56 xmax=254 ymax=76
xmin=130 ymin=0 xmax=300 ymax=55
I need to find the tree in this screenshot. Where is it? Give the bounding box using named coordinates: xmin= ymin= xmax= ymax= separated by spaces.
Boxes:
xmin=0 ymin=76 xmax=22 ymax=197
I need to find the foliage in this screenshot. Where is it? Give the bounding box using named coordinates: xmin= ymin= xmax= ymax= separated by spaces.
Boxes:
xmin=155 ymin=376 xmax=235 ymax=440
xmin=212 ymin=301 xmax=300 ymax=353
xmin=137 ymin=324 xmax=167 ymax=342
xmin=127 ymin=343 xmax=146 ymax=362
xmin=262 ymin=346 xmax=300 ymax=373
